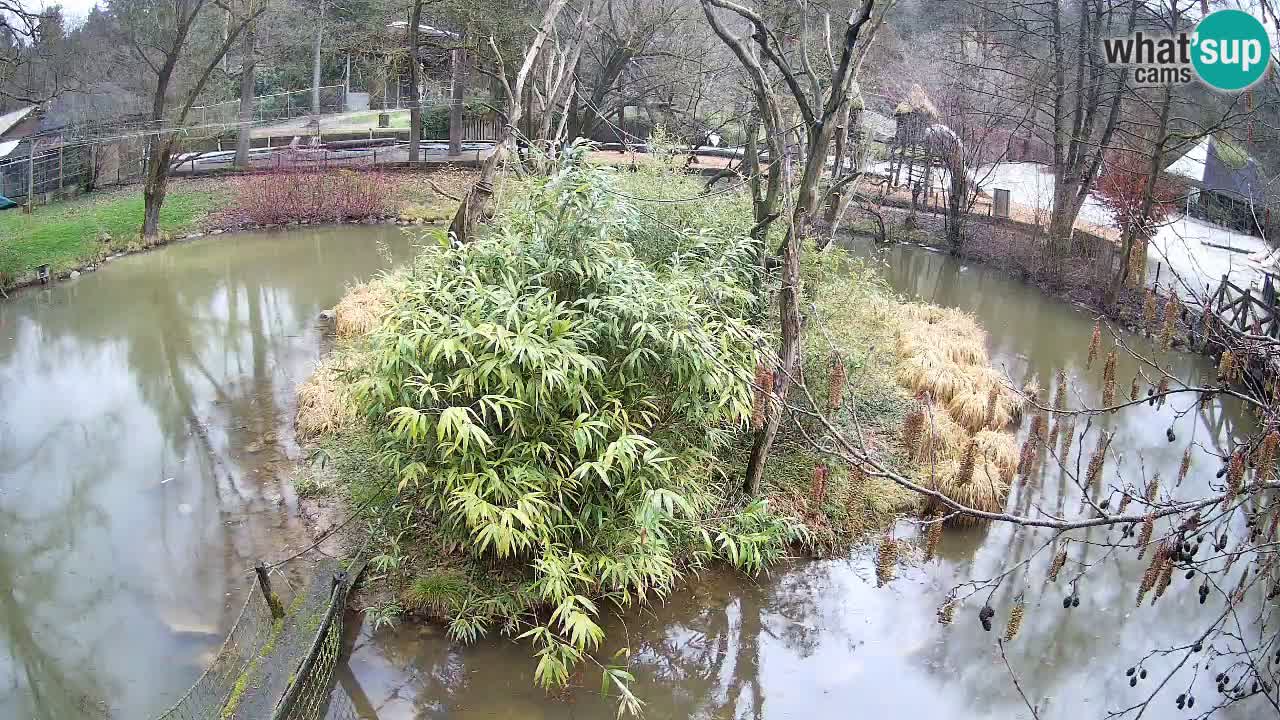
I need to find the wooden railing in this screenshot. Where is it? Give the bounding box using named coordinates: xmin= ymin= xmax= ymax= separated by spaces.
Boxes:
xmin=1209 ymin=273 xmax=1279 ymax=339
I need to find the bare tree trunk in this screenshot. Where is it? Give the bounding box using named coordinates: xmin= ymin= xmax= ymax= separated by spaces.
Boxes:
xmin=235 ymin=21 xmax=256 ymax=169
xmin=142 ymin=136 xmax=173 ymax=237
xmin=447 ymin=0 xmax=573 ymax=243
xmin=1109 ymin=85 xmax=1173 ymax=304
xmin=448 ymin=47 xmax=465 ymax=157
xmin=311 ymin=0 xmax=326 ymax=116
xmin=408 ymin=0 xmax=423 ymax=162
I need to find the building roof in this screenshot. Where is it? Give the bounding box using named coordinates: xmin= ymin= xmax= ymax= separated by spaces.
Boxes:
xmin=863 ymin=110 xmax=895 ymax=142
xmin=386 ymin=21 xmax=459 ymax=39
xmin=0 ymin=106 xmax=36 ymax=140
xmin=1165 ymin=136 xmax=1262 ymax=201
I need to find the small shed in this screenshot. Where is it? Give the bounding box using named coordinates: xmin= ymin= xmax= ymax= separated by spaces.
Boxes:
xmin=1164 ymin=135 xmax=1267 ymax=235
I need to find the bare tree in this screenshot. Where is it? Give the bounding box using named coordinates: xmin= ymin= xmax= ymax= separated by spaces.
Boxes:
xmin=112 ymin=0 xmax=268 ymax=238
xmin=702 ymin=0 xmax=878 ymax=495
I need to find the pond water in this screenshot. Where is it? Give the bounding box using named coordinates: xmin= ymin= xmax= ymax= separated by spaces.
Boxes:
xmin=336 ymin=238 xmax=1262 ymax=720
xmin=0 ymin=226 xmax=417 ymax=719
xmin=1 ymin=226 xmax=1264 ymax=720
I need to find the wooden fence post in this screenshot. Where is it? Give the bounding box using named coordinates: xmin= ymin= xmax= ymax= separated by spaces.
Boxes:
xmin=255 ymin=562 xmax=285 ymax=619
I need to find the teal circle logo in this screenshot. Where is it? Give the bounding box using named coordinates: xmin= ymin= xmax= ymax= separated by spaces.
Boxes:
xmin=1192 ymin=10 xmax=1272 ymax=91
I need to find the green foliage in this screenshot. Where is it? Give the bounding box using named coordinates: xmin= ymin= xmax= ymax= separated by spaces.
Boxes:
xmin=350 ymin=147 xmax=805 ymax=695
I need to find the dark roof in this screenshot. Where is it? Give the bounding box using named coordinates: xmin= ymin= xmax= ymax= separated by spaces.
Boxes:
xmin=1202 ymin=139 xmax=1263 ymax=201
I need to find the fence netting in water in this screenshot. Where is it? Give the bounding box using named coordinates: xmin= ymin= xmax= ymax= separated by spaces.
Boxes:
xmin=152 ymin=554 xmax=364 ymax=720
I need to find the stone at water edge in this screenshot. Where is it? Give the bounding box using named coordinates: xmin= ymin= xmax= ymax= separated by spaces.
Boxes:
xmin=69 ymin=270 xmax=80 ymax=279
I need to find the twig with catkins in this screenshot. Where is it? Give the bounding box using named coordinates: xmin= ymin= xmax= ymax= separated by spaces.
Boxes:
xmin=1086 ymin=321 xmax=1102 ymax=369
xmin=1004 ymin=593 xmax=1025 ymax=641
xmin=1102 ymin=351 xmax=1118 ymax=407
xmin=1142 ymin=287 xmax=1158 ymax=334
xmin=1085 ymin=431 xmax=1113 ymax=488
xmin=1159 ymin=292 xmax=1180 ymax=352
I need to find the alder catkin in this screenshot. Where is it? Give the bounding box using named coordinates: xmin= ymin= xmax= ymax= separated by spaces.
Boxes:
xmin=1160 ymin=293 xmax=1180 ymax=352
xmin=924 ymin=517 xmax=944 ymax=562
xmin=827 ymin=353 xmax=846 ymax=412
xmin=1143 ymin=288 xmax=1158 ymax=334
xmin=752 ymin=361 xmax=773 ymax=430
xmin=811 ymin=463 xmax=829 ymax=506
xmin=1136 ymin=515 xmax=1155 ymax=559
xmin=1087 ymin=322 xmax=1102 ymax=369
xmin=1177 ymin=449 xmax=1192 ymax=486
xmin=1130 ymin=374 xmax=1141 ymax=402
xmin=903 ymin=405 xmax=925 ymax=456
xmin=1218 ymin=350 xmax=1238 ymax=383
xmin=1228 ymin=451 xmax=1246 ymax=495
xmin=876 ymin=533 xmax=899 ymax=587
xmin=1048 ymin=546 xmax=1068 ymax=582
xmin=1256 ymin=430 xmax=1279 ymax=481
xmin=1102 ymin=351 xmax=1118 ymax=406
xmin=1086 ymin=432 xmax=1112 ymax=487
xmin=958 ymin=440 xmax=977 ymax=486
xmin=1005 ymin=594 xmax=1025 ymax=641
xmin=937 ymin=598 xmax=956 ymax=625
xmin=1144 ymin=473 xmax=1161 ymax=503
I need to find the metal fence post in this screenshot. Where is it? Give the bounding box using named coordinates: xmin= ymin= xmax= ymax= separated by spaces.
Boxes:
xmin=26 ymin=152 xmax=34 ymax=213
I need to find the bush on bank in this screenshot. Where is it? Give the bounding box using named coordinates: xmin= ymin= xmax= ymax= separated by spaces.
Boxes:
xmin=298 ymin=149 xmax=1011 ymax=705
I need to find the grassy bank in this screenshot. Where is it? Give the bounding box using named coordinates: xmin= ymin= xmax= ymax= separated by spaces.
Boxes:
xmin=0 ymin=169 xmax=475 ymax=292
xmin=292 ymin=153 xmax=1023 ymax=708
xmin=0 ymin=185 xmax=224 ymax=285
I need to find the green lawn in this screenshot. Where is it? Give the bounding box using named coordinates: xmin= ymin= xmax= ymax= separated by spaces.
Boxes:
xmin=0 ymin=186 xmax=223 ymax=286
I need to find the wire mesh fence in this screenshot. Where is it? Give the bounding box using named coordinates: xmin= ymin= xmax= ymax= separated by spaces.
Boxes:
xmin=147 ymin=552 xmax=364 ymax=720
xmin=0 ymin=144 xmax=92 ymax=205
xmin=182 ymin=86 xmax=348 ymax=134
xmin=150 ymin=587 xmax=277 ymax=720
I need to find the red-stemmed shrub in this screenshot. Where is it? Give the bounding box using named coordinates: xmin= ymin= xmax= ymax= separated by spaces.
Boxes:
xmin=233 ymin=169 xmax=391 ymax=225
xmin=1095 ymin=149 xmax=1181 ymax=238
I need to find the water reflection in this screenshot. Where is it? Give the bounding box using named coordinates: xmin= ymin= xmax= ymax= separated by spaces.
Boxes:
xmin=0 ymin=226 xmax=416 ymax=719
xmin=339 ymin=238 xmax=1260 ymax=720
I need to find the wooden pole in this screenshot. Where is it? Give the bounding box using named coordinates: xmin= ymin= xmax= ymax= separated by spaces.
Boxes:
xmin=255 ymin=562 xmax=285 ymax=619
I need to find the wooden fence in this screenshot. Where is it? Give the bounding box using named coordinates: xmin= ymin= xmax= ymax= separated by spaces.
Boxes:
xmin=1207 ymin=273 xmax=1279 ymax=339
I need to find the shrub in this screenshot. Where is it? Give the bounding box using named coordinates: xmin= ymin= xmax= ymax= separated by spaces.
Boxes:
xmin=234 ymin=170 xmax=390 ymax=225
xmin=350 ymin=148 xmax=803 ymax=698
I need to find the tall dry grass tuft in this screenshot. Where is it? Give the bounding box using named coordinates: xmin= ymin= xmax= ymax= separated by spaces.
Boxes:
xmin=296 ymin=354 xmax=359 ymax=439
xmin=333 ymin=279 xmax=394 ymax=339
xmin=890 ymin=302 xmax=1020 ymax=524
xmin=909 ymin=405 xmax=969 ymax=466
xmin=921 ymin=459 xmax=1009 ymax=525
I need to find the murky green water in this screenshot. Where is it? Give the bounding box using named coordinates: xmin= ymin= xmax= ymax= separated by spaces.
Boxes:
xmin=0 ymin=226 xmax=416 ymax=719
xmin=2 ymin=227 xmax=1263 ymax=719
xmin=337 ymin=239 xmax=1260 ymax=720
